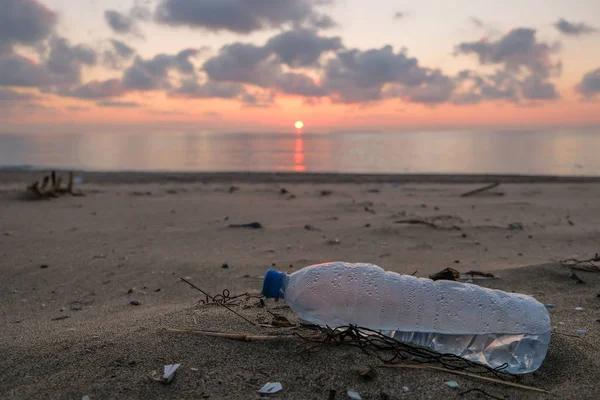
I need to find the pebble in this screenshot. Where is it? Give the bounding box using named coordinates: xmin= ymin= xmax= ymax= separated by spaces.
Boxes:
xmin=222 ymin=263 xmax=229 ymax=269
xmin=402 ymin=386 xmax=409 ymax=392
xmin=130 ymin=300 xmax=141 ymax=306
xmin=575 ymin=307 xmax=584 ymax=311
xmin=577 ymin=330 xmax=588 ymax=335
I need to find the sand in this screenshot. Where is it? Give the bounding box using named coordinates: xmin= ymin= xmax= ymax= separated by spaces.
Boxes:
xmin=1 ymin=171 xmax=599 ymax=399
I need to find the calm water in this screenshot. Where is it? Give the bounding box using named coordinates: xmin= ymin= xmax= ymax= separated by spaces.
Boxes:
xmin=1 ymin=128 xmax=599 ymax=176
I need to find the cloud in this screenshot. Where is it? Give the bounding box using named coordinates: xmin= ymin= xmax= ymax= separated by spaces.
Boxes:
xmin=104 ymin=5 xmax=149 ymax=37
xmin=105 ymin=10 xmax=135 ymax=34
xmin=455 ymin=28 xmax=561 ymax=78
xmin=203 ymin=43 xmax=280 ymax=88
xmin=66 ymin=105 xmax=90 ymax=111
xmin=470 ymin=17 xmax=484 ymax=28
xmin=321 ymin=45 xmax=437 ymax=103
xmin=122 ymin=48 xmax=199 ymax=90
xmin=310 ymin=13 xmax=336 ymax=29
xmin=404 ymin=72 xmax=456 ymax=104
xmin=266 ymin=29 xmax=342 ymax=67
xmin=0 ymin=0 xmax=57 ymax=55
xmin=103 ymin=39 xmax=136 ymax=70
xmin=59 ymin=79 xmax=125 ymax=99
xmin=154 ymin=0 xmax=332 ymax=33
xmin=521 ymin=75 xmax=558 ymax=100
xmin=97 ymin=100 xmax=142 ymax=108
xmin=241 ymin=91 xmax=275 ymax=108
xmin=0 ymin=53 xmax=53 ymax=87
xmin=451 ymin=68 xmax=559 ymax=104
xmin=275 ymin=72 xmax=327 ymax=97
xmin=576 ymin=68 xmax=600 ymax=98
xmin=554 ymin=18 xmax=596 ymax=37
xmin=110 ymin=39 xmax=135 ymax=58
xmin=0 ymin=88 xmax=41 ymax=101
xmin=172 ymin=79 xmax=246 ymax=98
xmin=0 ymin=36 xmax=99 ymax=92
xmin=454 ymin=27 xmax=561 ymax=103
xmin=43 ymin=37 xmax=97 ymax=86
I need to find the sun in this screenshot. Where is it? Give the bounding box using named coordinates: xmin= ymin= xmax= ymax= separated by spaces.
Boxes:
xmin=294 ymin=120 xmax=304 ymax=129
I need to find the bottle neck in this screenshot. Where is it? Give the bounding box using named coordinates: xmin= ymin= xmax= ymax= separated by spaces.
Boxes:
xmin=279 ymin=274 xmax=289 ymax=299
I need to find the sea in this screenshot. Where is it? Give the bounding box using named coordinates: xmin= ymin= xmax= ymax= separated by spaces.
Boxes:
xmin=1 ymin=127 xmax=599 ymax=176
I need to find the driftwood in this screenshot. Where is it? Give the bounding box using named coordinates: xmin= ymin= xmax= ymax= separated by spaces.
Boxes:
xmin=460 ymin=182 xmax=503 ymax=198
xmin=26 ymin=171 xmax=84 ymax=198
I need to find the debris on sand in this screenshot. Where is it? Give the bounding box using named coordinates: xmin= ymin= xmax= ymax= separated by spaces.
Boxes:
xmin=395 ymin=216 xmax=462 ymax=231
xmin=26 ymin=171 xmax=85 ymax=199
xmin=304 ymin=224 xmax=321 ymax=231
xmin=258 ymin=382 xmax=283 ymax=394
xmin=560 ymin=253 xmax=600 ymax=272
xmin=430 ymin=268 xmax=460 ymax=281
xmin=445 ymin=381 xmax=460 ymax=389
xmin=569 ymin=271 xmax=586 ymax=284
xmin=151 ymin=363 xmax=181 ymax=384
xmin=228 ymin=222 xmax=263 ymax=229
xmin=346 ymin=390 xmax=362 ymax=399
xmin=460 ymin=271 xmax=497 ymax=280
xmin=270 ymin=315 xmax=294 ymax=327
xmin=508 ymin=222 xmax=524 ymax=231
xmin=460 ymin=182 xmax=503 ymax=198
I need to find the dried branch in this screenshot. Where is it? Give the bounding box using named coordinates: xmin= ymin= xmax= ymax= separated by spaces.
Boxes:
xmin=560 ymin=253 xmax=600 ymax=272
xmin=380 ymin=364 xmax=548 ymax=394
xmin=460 ymin=182 xmax=502 ymax=198
xmin=165 ymin=328 xmax=292 ymax=342
xmin=394 ymin=219 xmax=461 ymax=231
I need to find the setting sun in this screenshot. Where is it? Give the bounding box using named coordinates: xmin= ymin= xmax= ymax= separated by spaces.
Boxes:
xmin=294 ymin=121 xmax=304 ymax=129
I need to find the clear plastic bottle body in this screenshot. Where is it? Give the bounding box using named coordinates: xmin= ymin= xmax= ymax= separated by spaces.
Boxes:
xmin=277 ymin=262 xmax=551 ymax=374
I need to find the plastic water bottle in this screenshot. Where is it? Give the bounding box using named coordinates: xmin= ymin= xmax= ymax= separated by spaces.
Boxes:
xmin=262 ymin=262 xmax=551 ymax=374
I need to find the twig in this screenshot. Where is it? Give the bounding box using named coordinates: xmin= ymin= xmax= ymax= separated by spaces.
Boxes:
xmin=380 ymin=364 xmax=548 ymax=394
xmin=179 ymin=278 xmax=257 ymax=326
xmin=394 ymin=219 xmax=460 ymax=231
xmin=165 ymin=328 xmax=289 ymax=341
xmin=560 ymin=253 xmax=600 ymax=272
xmin=460 ymin=182 xmax=501 ymax=198
xmin=459 ymin=388 xmax=505 ymax=400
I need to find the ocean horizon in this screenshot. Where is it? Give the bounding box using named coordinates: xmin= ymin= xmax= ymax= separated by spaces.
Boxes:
xmin=1 ymin=127 xmax=599 ymax=176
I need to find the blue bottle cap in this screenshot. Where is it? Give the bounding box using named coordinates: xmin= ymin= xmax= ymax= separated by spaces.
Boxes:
xmin=262 ymin=270 xmax=284 ymax=298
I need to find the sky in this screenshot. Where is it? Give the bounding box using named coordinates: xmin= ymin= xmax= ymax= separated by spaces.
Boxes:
xmin=1 ymin=0 xmax=600 ymax=133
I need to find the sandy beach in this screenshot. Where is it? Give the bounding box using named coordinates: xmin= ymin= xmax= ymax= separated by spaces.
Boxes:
xmin=1 ymin=171 xmax=599 ymax=399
